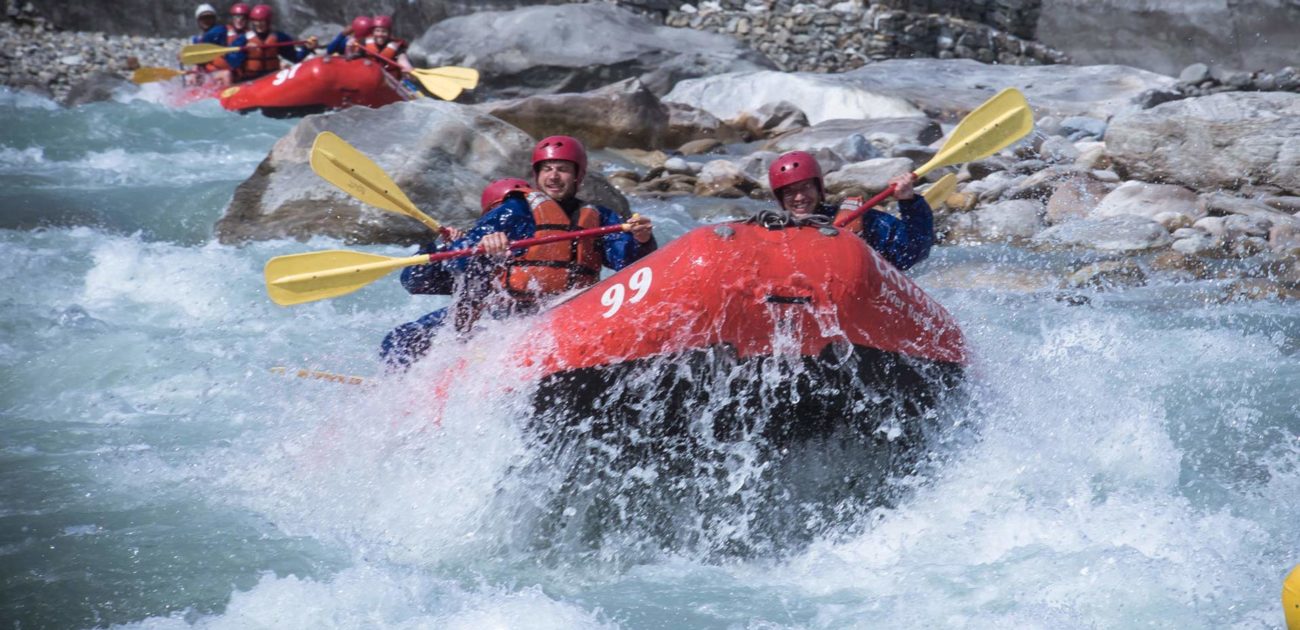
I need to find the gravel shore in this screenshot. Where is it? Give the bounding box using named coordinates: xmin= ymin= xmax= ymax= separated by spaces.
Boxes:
xmin=1 ymin=19 xmax=182 ymax=102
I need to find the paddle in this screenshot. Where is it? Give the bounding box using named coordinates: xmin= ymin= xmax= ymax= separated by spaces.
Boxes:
xmin=264 ymin=223 xmax=630 ymax=306
xmin=834 ymin=88 xmax=1033 ymax=228
xmin=921 ymin=173 xmax=957 ymax=208
xmin=131 ymin=66 xmax=185 ymax=84
xmin=309 ymin=131 xmax=448 ymax=236
xmin=357 ymin=49 xmax=477 ymax=101
xmin=180 ymin=40 xmax=313 ymax=65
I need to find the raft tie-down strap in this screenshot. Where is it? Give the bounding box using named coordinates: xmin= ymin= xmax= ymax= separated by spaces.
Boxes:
xmin=746 ymin=209 xmax=834 ymax=230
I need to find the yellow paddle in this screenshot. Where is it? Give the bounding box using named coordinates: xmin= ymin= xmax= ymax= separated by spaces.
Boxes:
xmin=409 ymin=66 xmax=479 ymax=100
xmin=835 ymin=88 xmax=1033 ymax=228
xmin=264 ymin=224 xmax=631 ymax=306
xmin=180 ymin=41 xmax=312 ymax=66
xmin=309 ymin=131 xmax=447 ymax=235
xmin=1285 ymin=564 xmax=1300 ymax=630
xmin=921 ymin=173 xmax=958 ymax=208
xmin=131 ymin=67 xmax=185 ymax=84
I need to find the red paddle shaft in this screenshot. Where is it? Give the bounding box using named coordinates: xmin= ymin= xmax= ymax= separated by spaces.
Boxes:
xmin=425 ymin=224 xmax=629 ymax=264
xmin=832 ymin=173 xmax=917 ymax=229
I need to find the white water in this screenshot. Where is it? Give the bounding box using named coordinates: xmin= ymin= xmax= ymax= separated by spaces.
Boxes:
xmin=2 ymin=89 xmax=1298 ymax=629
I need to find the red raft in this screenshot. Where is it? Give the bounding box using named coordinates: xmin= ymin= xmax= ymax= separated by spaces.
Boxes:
xmin=218 ymin=57 xmax=413 ymax=118
xmin=475 ymin=219 xmax=968 ymax=461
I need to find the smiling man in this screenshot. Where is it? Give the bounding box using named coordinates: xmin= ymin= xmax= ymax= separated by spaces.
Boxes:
xmin=768 ymin=150 xmax=933 ymax=271
xmin=380 ymin=135 xmax=657 ymax=368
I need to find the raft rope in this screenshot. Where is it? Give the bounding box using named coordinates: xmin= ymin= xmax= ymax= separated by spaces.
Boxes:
xmin=747 ymin=209 xmax=834 ymax=230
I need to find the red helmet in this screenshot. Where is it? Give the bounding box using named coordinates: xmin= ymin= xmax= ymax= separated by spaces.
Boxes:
xmin=229 ymin=3 xmax=250 ymax=16
xmin=350 ymin=16 xmax=373 ymax=39
xmin=531 ymin=135 xmax=587 ymax=182
xmin=249 ymin=4 xmax=272 ymax=21
xmin=480 ymin=178 xmax=532 ymax=214
xmin=372 ymin=15 xmax=393 ymax=30
xmin=768 ymin=150 xmax=823 ymax=195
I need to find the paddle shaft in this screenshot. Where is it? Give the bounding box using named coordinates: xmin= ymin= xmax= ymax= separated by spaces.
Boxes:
xmin=833 ymin=176 xmax=914 ymax=229
xmin=272 ymin=223 xmax=628 ymax=287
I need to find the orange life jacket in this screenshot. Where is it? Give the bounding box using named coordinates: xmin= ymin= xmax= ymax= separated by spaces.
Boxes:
xmin=502 ymin=191 xmax=603 ymax=299
xmin=832 ymin=196 xmax=867 ymax=233
xmin=238 ymin=31 xmax=282 ymax=79
xmin=362 ymin=36 xmax=407 ymax=76
xmin=200 ymin=26 xmax=241 ymax=71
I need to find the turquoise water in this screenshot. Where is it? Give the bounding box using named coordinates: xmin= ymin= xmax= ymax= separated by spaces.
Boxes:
xmin=1 ymin=88 xmax=1298 ymax=629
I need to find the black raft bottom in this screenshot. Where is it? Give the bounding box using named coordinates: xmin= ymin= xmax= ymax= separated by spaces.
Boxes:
xmin=513 ymin=343 xmax=966 ymax=559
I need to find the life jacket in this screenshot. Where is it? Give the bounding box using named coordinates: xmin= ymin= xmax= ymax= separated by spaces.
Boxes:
xmin=832 ymin=196 xmax=867 ymax=233
xmin=362 ymin=36 xmax=407 ymax=75
xmin=502 ymin=191 xmax=603 ymax=299
xmin=200 ymin=26 xmax=240 ymax=71
xmin=237 ymin=31 xmax=283 ymax=79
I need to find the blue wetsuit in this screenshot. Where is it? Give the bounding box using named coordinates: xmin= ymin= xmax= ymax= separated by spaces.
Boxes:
xmin=324 ymin=33 xmax=349 ymax=56
xmin=191 ymin=24 xmax=227 ymax=45
xmin=816 ymin=196 xmax=934 ymax=271
xmin=381 ymin=195 xmax=657 ymax=368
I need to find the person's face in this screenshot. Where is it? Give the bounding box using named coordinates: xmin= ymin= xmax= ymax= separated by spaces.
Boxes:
xmin=197 ymin=14 xmax=216 ymax=30
xmin=534 ymin=160 xmax=579 ymax=201
xmin=372 ymin=26 xmax=390 ymax=41
xmin=778 ymin=178 xmax=822 ymax=216
xmin=231 ymin=14 xmax=247 ymax=29
xmin=251 ymin=18 xmax=269 ymax=33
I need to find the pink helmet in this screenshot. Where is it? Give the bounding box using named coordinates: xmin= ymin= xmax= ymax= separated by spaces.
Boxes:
xmin=249 ymin=4 xmax=272 ymax=21
xmin=372 ymin=14 xmax=393 ymax=30
xmin=480 ymin=178 xmax=532 ymax=214
xmin=768 ymin=150 xmax=823 ymax=195
xmin=350 ymin=16 xmax=373 ymax=39
xmin=531 ymin=135 xmax=587 ymax=182
xmin=229 ymin=3 xmax=250 ymax=16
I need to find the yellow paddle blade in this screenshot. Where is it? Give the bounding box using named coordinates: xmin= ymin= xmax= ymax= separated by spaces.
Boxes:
xmin=413 ymin=66 xmax=479 ymax=89
xmin=132 ymin=67 xmax=184 ymax=84
xmin=915 ymin=88 xmax=1034 ymax=178
xmin=1285 ymin=564 xmax=1300 ymax=630
xmin=415 ymin=74 xmax=464 ymax=101
xmin=179 ymin=43 xmax=239 ymax=65
xmin=922 ymin=173 xmax=958 ymax=208
xmin=309 ymin=131 xmax=443 ymax=233
xmin=264 ymin=249 xmax=427 ymax=306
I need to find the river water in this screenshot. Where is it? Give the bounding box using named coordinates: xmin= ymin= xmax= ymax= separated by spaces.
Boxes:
xmin=2 ymin=88 xmax=1298 ymax=629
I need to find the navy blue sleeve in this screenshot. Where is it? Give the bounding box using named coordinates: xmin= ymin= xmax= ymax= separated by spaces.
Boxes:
xmin=440 ymin=196 xmax=536 ymax=274
xmin=859 ymin=196 xmax=934 ymax=271
xmin=279 ymin=32 xmax=310 ymax=63
xmin=592 ymin=206 xmax=656 ymax=270
xmin=200 ymin=25 xmax=226 ymax=46
xmin=224 ymin=34 xmax=247 ymax=69
xmin=398 ymin=240 xmax=457 ymax=295
xmin=324 ymin=33 xmax=347 ymax=55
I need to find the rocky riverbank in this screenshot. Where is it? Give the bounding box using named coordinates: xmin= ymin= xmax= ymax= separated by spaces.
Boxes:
xmin=0 ymin=13 xmax=179 ymax=103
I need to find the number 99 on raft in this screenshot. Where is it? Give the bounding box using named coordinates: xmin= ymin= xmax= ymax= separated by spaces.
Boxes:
xmin=601 ymin=267 xmax=653 ymax=318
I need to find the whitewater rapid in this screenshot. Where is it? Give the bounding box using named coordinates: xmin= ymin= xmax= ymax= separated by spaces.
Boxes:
xmin=1 ymin=88 xmax=1297 ymax=629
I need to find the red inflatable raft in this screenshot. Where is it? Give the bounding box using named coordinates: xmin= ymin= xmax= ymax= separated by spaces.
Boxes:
xmin=218 ymin=56 xmax=413 ymax=118
xmin=451 ymin=219 xmax=967 ymax=463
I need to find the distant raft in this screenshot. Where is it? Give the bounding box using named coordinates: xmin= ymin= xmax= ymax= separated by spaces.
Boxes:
xmin=218 ymin=56 xmax=414 ymax=118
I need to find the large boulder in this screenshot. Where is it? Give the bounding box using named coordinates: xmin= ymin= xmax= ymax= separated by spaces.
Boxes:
xmin=664 ymin=71 xmax=924 ymax=126
xmin=215 ymin=100 xmax=627 ymax=245
xmin=478 ymin=78 xmax=670 ymax=150
xmin=410 ymin=3 xmax=775 ymax=99
xmin=763 ymin=117 xmax=942 ymax=162
xmin=1107 ymin=93 xmax=1300 ymax=196
xmin=1030 ymin=215 xmax=1172 ymax=253
xmin=1090 ymin=181 xmax=1205 ymax=222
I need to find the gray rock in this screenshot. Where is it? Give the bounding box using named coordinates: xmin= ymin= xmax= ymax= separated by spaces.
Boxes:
xmin=1091 ymin=181 xmax=1205 ymax=222
xmin=479 ymin=78 xmax=670 ymax=150
xmin=665 ymin=69 xmax=924 ymax=125
xmin=1179 ymin=63 xmax=1211 ymax=84
xmin=411 ymin=4 xmax=775 ymax=99
xmin=972 ymin=199 xmax=1046 ymax=242
xmin=1044 ymin=176 xmax=1113 ymax=225
xmin=1059 ymin=116 xmax=1107 ymax=140
xmin=1066 ymin=260 xmax=1147 ymax=290
xmin=1031 ymin=215 xmax=1172 ymax=253
xmin=61 ymin=73 xmax=131 ymax=106
xmin=1108 ymin=93 xmax=1300 ymax=196
xmin=823 ymin=157 xmax=913 ymax=196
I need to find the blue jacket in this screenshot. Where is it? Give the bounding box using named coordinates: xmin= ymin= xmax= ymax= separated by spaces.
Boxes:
xmin=817 ymin=196 xmax=934 ymax=271
xmin=191 ymin=24 xmax=227 ymax=45
xmin=223 ymin=31 xmax=310 ymax=70
xmin=324 ymin=33 xmax=348 ymax=56
xmin=401 ymin=195 xmax=657 ymax=295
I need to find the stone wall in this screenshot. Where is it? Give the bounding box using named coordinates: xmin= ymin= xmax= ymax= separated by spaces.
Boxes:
xmin=664 ymin=2 xmax=1067 ymax=73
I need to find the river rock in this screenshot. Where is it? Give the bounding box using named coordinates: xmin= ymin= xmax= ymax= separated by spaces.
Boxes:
xmin=763 ymin=117 xmax=940 ymax=161
xmin=946 ymin=199 xmax=1046 ymax=243
xmin=1107 ymin=92 xmax=1300 ymax=195
xmin=694 ymin=159 xmax=760 ymax=198
xmin=215 ymin=100 xmax=626 ymax=245
xmin=1030 ymin=215 xmax=1172 ymax=253
xmin=664 ymin=70 xmax=924 ymax=126
xmin=1044 ymin=176 xmax=1113 ymax=225
xmin=1199 ymin=192 xmax=1300 ymax=231
xmin=479 ymin=78 xmax=670 ymax=150
xmin=1090 ymin=181 xmax=1205 ymax=222
xmin=823 ymin=157 xmax=913 ymax=196
xmin=410 ymin=3 xmax=775 ymax=99
xmin=1065 ymin=260 xmax=1147 ymax=290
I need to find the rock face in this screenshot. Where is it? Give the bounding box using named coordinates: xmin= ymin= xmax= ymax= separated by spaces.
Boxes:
xmin=1037 ymin=0 xmax=1300 ymax=76
xmin=215 ymin=100 xmax=627 ymax=245
xmin=664 ymin=71 xmax=924 ymax=125
xmin=410 ymin=3 xmax=775 ymax=99
xmin=1107 ymin=93 xmax=1300 ymax=196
